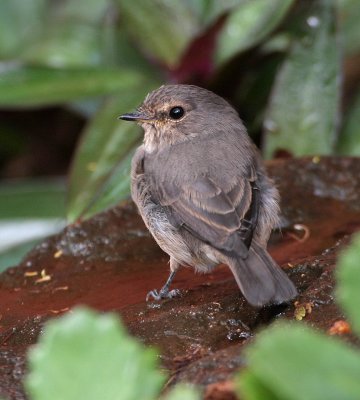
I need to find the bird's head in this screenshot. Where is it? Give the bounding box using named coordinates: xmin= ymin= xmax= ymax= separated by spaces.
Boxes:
xmin=119 ymin=84 xmax=240 ymax=153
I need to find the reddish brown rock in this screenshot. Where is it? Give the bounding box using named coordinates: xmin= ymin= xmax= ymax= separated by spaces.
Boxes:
xmin=1 ymin=157 xmax=360 ymax=399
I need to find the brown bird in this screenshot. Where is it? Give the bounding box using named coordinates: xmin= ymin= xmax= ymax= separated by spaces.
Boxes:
xmin=120 ymin=84 xmax=297 ymax=307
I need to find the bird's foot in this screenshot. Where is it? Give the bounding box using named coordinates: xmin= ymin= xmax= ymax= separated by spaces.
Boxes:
xmin=146 ymin=288 xmax=181 ymax=302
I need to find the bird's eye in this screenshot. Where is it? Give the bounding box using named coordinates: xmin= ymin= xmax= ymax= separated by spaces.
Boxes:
xmin=169 ymin=106 xmax=185 ymax=120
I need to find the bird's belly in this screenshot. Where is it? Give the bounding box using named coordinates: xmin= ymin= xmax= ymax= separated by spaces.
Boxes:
xmin=140 ymin=199 xmax=220 ymax=271
xmin=136 ymin=193 xmax=193 ymax=266
xmin=147 ymin=207 xmax=220 ymax=272
xmin=132 ymin=174 xmax=219 ymax=271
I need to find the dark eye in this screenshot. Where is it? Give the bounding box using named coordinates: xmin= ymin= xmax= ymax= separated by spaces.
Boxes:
xmin=169 ymin=106 xmax=184 ymax=120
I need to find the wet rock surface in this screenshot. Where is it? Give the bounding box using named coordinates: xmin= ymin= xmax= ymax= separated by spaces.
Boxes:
xmin=1 ymin=157 xmax=360 ymax=399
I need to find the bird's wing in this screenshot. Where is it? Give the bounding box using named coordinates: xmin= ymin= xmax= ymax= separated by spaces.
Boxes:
xmin=151 ymin=168 xmax=259 ymax=259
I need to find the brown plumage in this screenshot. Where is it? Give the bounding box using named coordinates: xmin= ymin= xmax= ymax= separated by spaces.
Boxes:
xmin=120 ymin=84 xmax=297 ymax=307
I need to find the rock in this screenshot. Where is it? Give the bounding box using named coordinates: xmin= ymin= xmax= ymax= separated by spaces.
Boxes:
xmin=1 ymin=157 xmax=360 ymax=399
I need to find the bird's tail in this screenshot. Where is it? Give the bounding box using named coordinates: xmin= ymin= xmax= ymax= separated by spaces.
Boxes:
xmin=227 ymin=241 xmax=297 ymax=307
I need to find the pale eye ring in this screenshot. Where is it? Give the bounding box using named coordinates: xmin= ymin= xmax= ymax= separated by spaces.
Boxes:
xmin=169 ymin=106 xmax=185 ymax=120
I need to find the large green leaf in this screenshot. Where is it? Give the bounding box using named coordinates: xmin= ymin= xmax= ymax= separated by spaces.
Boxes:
xmin=336 ymin=91 xmax=360 ymax=155
xmin=263 ymin=0 xmax=340 ymax=158
xmin=67 ymin=81 xmax=159 ymax=222
xmin=0 ymin=66 xmax=142 ymax=107
xmin=237 ymin=323 xmax=360 ymax=400
xmin=23 ymin=23 xmax=104 ymax=68
xmin=239 ymin=371 xmax=279 ymax=400
xmin=0 ymin=179 xmax=66 ymax=219
xmin=336 ymin=232 xmax=360 ymax=336
xmin=0 ymin=0 xmax=46 ymax=59
xmin=116 ymin=0 xmax=199 ymax=66
xmin=26 ymin=308 xmax=165 ymax=400
xmin=22 ymin=0 xmax=110 ymax=67
xmin=215 ymin=0 xmax=294 ymax=65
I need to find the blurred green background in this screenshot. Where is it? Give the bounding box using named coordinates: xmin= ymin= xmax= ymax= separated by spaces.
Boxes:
xmin=0 ymin=0 xmax=359 ymax=270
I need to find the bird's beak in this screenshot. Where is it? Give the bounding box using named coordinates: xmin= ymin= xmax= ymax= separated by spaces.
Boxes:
xmin=118 ymin=111 xmax=153 ymax=122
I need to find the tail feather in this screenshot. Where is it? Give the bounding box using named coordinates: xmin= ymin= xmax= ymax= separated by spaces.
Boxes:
xmin=227 ymin=241 xmax=297 ymax=307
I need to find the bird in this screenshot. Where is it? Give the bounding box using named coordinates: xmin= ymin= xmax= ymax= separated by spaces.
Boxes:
xmin=119 ymin=84 xmax=297 ymax=307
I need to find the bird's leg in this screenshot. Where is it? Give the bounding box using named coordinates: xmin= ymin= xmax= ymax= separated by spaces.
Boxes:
xmin=145 ymin=270 xmax=179 ymax=301
xmin=146 ymin=259 xmax=181 ymax=301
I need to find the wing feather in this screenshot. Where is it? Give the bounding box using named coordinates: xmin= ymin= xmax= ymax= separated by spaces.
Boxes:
xmin=144 ymin=133 xmax=260 ymax=258
xmin=153 ymin=173 xmax=258 ymax=258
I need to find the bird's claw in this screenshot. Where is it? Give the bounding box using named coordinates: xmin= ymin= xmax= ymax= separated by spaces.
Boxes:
xmin=146 ymin=289 xmax=161 ymax=301
xmin=146 ymin=288 xmax=181 ymax=302
xmin=166 ymin=289 xmax=181 ymax=298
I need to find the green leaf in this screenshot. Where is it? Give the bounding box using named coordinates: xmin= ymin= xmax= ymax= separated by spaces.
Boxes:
xmin=336 ymin=232 xmax=360 ymax=336
xmin=238 ymin=371 xmax=280 ymax=400
xmin=0 ymin=179 xmax=66 ymax=270
xmin=234 ymin=53 xmax=285 ymax=138
xmin=215 ymin=0 xmax=294 ymax=65
xmin=163 ymin=384 xmax=201 ymax=400
xmin=0 ymin=179 xmax=66 ymax=219
xmin=336 ymin=91 xmax=360 ymax=155
xmin=80 ymin=149 xmax=134 ymax=220
xmin=53 ymin=0 xmax=109 ymax=23
xmin=0 ymin=0 xmax=46 ymax=59
xmin=187 ymin=0 xmax=243 ymax=27
xmin=22 ymin=23 xmax=105 ymax=68
xmin=113 ymin=26 xmax=162 ymax=76
xmin=21 ymin=0 xmax=109 ymax=68
xmin=67 ymin=81 xmax=159 ymax=222
xmin=263 ymin=0 xmax=341 ymax=158
xmin=237 ymin=323 xmax=360 ymax=400
xmin=0 ymin=66 xmax=142 ymax=107
xmin=338 ymin=0 xmax=360 ymax=56
xmin=115 ymin=0 xmax=199 ymax=66
xmin=25 ymin=308 xmax=166 ymax=400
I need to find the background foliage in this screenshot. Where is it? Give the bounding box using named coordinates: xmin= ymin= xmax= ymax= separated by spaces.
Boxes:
xmin=0 ymin=0 xmax=360 ymax=268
